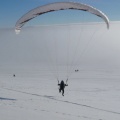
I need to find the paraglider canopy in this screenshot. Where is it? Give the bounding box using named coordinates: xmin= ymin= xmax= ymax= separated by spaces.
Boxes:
xmin=15 ymin=2 xmax=109 ymax=34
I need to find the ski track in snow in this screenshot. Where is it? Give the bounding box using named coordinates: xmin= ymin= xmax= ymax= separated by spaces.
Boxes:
xmin=0 ymin=87 xmax=97 ymax=120
xmin=1 ymin=86 xmax=120 ymax=116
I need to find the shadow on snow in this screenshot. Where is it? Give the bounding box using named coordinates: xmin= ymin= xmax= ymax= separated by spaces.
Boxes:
xmin=0 ymin=97 xmax=16 ymax=101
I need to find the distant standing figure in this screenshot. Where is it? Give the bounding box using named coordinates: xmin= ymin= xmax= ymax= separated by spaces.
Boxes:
xmin=13 ymin=74 xmax=15 ymax=77
xmin=58 ymin=80 xmax=68 ymax=96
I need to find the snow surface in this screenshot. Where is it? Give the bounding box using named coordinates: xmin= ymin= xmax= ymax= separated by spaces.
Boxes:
xmin=0 ymin=65 xmax=120 ymax=120
xmin=0 ymin=21 xmax=120 ymax=120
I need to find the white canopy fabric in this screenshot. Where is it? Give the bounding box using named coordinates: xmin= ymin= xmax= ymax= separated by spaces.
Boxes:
xmin=15 ymin=2 xmax=109 ymax=34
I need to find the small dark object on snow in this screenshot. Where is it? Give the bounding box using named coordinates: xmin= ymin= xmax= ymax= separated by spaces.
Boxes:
xmin=13 ymin=74 xmax=15 ymax=77
xmin=75 ymin=69 xmax=79 ymax=72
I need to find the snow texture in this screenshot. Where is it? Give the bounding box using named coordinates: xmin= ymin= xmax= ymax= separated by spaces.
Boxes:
xmin=0 ymin=21 xmax=120 ymax=120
